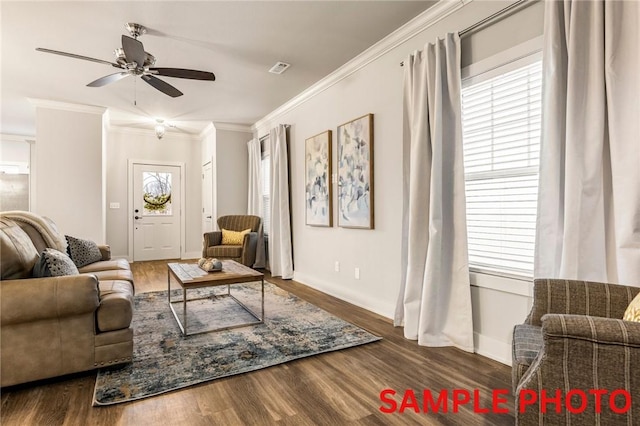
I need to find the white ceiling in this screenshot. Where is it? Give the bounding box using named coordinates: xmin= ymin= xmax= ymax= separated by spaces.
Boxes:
xmin=1 ymin=1 xmax=436 ymax=137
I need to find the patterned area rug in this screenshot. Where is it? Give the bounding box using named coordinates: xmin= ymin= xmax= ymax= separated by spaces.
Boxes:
xmin=93 ymin=281 xmax=380 ymax=405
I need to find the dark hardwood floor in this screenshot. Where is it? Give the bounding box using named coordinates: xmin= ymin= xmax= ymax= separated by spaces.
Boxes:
xmin=1 ymin=260 xmax=516 ymax=425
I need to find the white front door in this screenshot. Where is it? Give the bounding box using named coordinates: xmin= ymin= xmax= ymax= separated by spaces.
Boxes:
xmin=202 ymin=162 xmax=214 ymax=234
xmin=133 ymin=163 xmax=181 ymax=261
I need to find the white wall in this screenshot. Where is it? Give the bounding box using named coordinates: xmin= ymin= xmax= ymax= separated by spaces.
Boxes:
xmin=0 ymin=135 xmax=31 ymax=171
xmin=106 ymin=128 xmax=202 ymax=259
xmin=254 ymin=0 xmax=544 ymax=364
xmin=200 ymin=125 xmax=251 ymax=231
xmin=215 ymin=129 xmax=250 ymax=217
xmin=33 ymin=103 xmax=106 ymax=243
xmin=0 ymin=135 xmax=32 ymax=211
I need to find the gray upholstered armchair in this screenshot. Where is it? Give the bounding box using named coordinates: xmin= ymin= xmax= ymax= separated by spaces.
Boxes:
xmin=512 ymin=279 xmax=640 ymax=425
xmin=202 ymin=215 xmax=261 ymax=267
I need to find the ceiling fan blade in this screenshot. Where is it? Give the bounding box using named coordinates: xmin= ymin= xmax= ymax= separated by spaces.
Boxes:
xmin=141 ymin=75 xmax=183 ymax=98
xmin=87 ymin=72 xmax=130 ymax=87
xmin=36 ymin=48 xmax=120 ymax=67
xmin=121 ymin=35 xmax=146 ymax=68
xmin=149 ymin=68 xmax=216 ymax=81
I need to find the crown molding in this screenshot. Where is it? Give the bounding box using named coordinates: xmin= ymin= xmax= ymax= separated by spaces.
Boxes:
xmin=212 ymin=122 xmax=252 ymax=133
xmin=108 ymin=125 xmax=200 ymax=142
xmin=1 ymin=133 xmax=35 ymax=143
xmin=199 ymin=122 xmax=216 ymax=139
xmin=27 ymin=98 xmax=107 ymax=115
xmin=252 ymin=0 xmax=466 ymax=131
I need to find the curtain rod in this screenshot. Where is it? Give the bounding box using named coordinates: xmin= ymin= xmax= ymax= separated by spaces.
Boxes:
xmin=400 ymin=0 xmax=533 ymax=67
xmin=259 ymin=124 xmax=290 ymax=141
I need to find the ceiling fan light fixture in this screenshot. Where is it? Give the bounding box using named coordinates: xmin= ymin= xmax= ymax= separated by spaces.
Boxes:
xmin=125 ymin=23 xmax=147 ymax=39
xmin=36 ymin=23 xmax=215 ymax=98
xmin=155 ymin=120 xmax=166 ymax=140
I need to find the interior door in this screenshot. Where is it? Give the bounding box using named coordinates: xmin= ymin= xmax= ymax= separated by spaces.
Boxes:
xmin=202 ymin=162 xmax=213 ymax=234
xmin=133 ymin=163 xmax=181 ymax=261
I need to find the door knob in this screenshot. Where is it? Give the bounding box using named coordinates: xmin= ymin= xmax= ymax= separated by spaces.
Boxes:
xmin=135 ymin=216 xmax=140 ymax=220
xmin=206 ymin=216 xmax=212 ymax=219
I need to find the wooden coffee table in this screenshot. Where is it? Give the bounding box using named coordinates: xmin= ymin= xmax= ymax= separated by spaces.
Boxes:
xmin=167 ymin=260 xmax=264 ymax=336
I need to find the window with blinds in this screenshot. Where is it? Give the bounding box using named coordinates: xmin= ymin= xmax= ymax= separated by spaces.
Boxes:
xmin=461 ymin=59 xmax=542 ymax=276
xmin=261 ymin=149 xmax=271 ymax=235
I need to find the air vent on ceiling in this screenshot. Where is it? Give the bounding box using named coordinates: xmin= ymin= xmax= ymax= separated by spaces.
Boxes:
xmin=269 ymin=62 xmax=291 ymax=75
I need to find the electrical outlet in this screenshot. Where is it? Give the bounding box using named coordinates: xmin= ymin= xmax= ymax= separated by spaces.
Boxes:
xmin=334 ymin=261 xmax=340 ymax=272
xmin=355 ymin=267 xmax=360 ymax=279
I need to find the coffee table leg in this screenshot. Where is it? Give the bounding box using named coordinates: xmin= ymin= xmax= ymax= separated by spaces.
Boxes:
xmin=261 ymin=278 xmax=265 ymax=321
xmin=183 ymin=288 xmax=187 ymax=336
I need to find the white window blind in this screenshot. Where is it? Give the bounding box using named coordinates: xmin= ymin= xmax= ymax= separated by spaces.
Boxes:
xmin=261 ymin=153 xmax=270 ymax=235
xmin=462 ymin=59 xmax=542 ymax=276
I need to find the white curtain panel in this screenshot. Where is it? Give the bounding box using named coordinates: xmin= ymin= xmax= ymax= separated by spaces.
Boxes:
xmin=247 ymin=138 xmax=266 ymax=268
xmin=268 ymin=125 xmax=294 ymax=279
xmin=394 ymin=33 xmax=473 ymax=352
xmin=535 ymin=0 xmax=640 ymax=284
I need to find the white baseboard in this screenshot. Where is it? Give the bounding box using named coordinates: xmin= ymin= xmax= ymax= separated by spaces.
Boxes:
xmin=474 ymin=332 xmax=511 ymax=365
xmin=292 ymin=273 xmax=512 ymax=366
xmin=112 ymin=255 xmax=131 ymax=262
xmin=292 ymin=272 xmax=395 ymax=320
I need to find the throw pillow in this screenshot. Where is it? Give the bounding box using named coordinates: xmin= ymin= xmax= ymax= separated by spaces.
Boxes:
xmin=32 ymin=248 xmax=79 ymax=277
xmin=221 ymin=228 xmax=251 ymax=245
xmin=623 ymin=292 xmax=640 ymax=322
xmin=66 ymin=235 xmax=102 ymax=267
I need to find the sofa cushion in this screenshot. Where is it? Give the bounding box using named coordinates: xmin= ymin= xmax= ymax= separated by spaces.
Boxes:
xmin=513 ymin=324 xmax=543 ymax=366
xmin=78 ymin=258 xmax=130 ymax=273
xmin=205 ymin=245 xmax=243 ymax=258
xmin=88 ymin=269 xmax=135 ymax=287
xmin=96 ymin=280 xmax=134 ymax=332
xmin=0 ymin=218 xmax=39 ymax=280
xmin=33 ymin=248 xmax=79 ymax=277
xmin=221 ymin=228 xmax=250 ymax=245
xmin=66 ymin=235 xmax=103 ymax=268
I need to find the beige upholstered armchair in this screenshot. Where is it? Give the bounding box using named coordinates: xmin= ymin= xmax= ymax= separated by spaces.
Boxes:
xmin=512 ymin=279 xmax=640 ymax=425
xmin=202 ymin=215 xmax=261 ymax=267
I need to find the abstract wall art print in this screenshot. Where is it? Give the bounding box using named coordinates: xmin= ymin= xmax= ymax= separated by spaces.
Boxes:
xmin=305 ymin=130 xmax=332 ymax=227
xmin=337 ymin=114 xmax=374 ymax=229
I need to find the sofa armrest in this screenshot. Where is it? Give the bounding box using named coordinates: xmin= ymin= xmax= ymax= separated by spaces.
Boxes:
xmin=97 ymin=244 xmax=111 ymax=261
xmin=541 ymin=313 xmax=640 ymax=346
xmin=202 ymin=231 xmax=222 ymax=257
xmin=516 ymin=314 xmax=640 ymax=424
xmin=525 ymin=279 xmax=639 ymax=325
xmin=0 ymin=275 xmax=100 ymax=326
xmin=241 ymin=232 xmax=258 ymax=267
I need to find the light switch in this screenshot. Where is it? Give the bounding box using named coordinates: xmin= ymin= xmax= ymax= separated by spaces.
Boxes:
xmin=355 ymin=267 xmax=360 ymax=279
xmin=110 ymin=202 xmax=120 ymax=209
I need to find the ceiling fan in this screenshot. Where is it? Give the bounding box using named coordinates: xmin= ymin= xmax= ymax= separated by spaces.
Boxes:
xmin=36 ymin=23 xmax=215 ymax=98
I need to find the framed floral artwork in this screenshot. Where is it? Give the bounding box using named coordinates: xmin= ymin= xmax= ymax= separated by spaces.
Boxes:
xmin=305 ymin=130 xmax=332 ymax=226
xmin=337 ymin=114 xmax=374 ymax=229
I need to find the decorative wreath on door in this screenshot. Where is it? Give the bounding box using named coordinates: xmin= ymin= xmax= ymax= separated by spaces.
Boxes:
xmin=143 ymin=192 xmax=171 ymax=211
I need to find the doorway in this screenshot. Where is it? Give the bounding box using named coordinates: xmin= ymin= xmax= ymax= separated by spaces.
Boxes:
xmin=130 ymin=162 xmax=183 ymax=261
xmin=202 ymin=161 xmax=214 ymax=234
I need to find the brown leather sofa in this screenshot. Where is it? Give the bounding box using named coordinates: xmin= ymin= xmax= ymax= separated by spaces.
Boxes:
xmin=0 ymin=214 xmax=135 ymax=387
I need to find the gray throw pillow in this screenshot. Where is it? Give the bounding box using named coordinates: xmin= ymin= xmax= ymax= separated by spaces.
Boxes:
xmin=33 ymin=248 xmax=79 ymax=277
xmin=65 ymin=235 xmax=102 ymax=268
